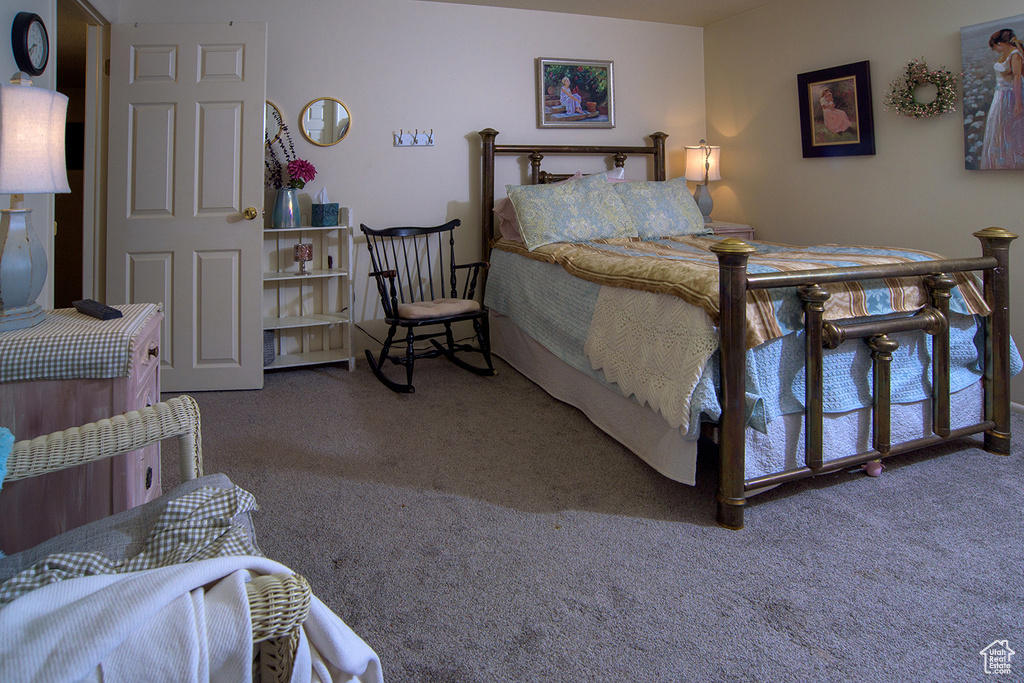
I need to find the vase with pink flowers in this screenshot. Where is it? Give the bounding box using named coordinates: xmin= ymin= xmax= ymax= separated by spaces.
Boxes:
xmin=265 ymin=109 xmax=317 ymax=228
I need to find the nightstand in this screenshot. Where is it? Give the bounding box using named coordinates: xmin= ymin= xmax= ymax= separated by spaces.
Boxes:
xmin=708 ymin=221 xmax=754 ymax=240
xmin=0 ymin=303 xmax=163 ymax=554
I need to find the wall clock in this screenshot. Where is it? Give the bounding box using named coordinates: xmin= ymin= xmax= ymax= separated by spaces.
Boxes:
xmin=11 ymin=12 xmax=49 ymax=77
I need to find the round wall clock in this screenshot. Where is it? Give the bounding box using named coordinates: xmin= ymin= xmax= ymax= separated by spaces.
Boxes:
xmin=12 ymin=12 xmax=49 ymax=77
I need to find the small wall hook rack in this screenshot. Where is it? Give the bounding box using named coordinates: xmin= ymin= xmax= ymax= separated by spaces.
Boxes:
xmin=393 ymin=128 xmax=434 ymax=147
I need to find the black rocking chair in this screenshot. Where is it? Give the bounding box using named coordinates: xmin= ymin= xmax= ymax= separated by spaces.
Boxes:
xmin=361 ymin=219 xmax=495 ymax=393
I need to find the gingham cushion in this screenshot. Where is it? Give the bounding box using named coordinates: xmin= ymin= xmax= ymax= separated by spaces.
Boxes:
xmin=0 ymin=483 xmax=259 ymax=606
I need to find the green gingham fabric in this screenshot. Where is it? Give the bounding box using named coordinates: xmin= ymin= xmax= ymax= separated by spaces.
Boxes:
xmin=0 ymin=303 xmax=160 ymax=383
xmin=0 ymin=486 xmax=259 ymax=606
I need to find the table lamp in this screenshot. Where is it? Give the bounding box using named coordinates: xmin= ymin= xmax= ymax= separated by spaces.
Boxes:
xmin=683 ymin=139 xmax=721 ymax=224
xmin=0 ymin=73 xmax=70 ymax=332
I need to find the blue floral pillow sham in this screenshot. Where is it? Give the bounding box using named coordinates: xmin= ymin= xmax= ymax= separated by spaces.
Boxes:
xmin=506 ymin=172 xmax=637 ymax=251
xmin=611 ymin=176 xmax=710 ymax=239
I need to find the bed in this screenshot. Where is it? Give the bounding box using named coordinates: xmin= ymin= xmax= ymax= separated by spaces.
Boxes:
xmin=478 ymin=127 xmax=1019 ymax=529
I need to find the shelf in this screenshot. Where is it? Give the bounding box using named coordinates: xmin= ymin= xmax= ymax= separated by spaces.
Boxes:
xmin=262 ymin=268 xmax=349 ymax=281
xmin=262 ymin=209 xmax=354 ymax=373
xmin=264 ymin=224 xmax=346 ymax=234
xmin=264 ymin=348 xmax=353 ymax=369
xmin=263 ymin=313 xmax=349 ymax=330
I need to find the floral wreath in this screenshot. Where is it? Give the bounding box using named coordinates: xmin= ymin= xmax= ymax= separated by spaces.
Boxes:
xmin=882 ymin=58 xmax=961 ymax=118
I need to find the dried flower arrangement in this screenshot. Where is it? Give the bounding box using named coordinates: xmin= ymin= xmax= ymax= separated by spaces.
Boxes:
xmin=265 ymin=108 xmax=317 ymax=189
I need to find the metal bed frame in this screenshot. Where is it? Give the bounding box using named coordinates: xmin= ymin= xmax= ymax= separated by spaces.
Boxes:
xmin=479 ymin=127 xmax=1016 ymax=529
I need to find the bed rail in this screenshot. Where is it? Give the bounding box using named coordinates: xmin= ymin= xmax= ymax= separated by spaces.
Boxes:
xmin=711 ymin=228 xmax=1017 ymax=530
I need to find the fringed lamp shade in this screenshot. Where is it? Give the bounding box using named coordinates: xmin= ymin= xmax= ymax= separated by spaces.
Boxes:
xmin=0 ymin=75 xmax=70 ymax=332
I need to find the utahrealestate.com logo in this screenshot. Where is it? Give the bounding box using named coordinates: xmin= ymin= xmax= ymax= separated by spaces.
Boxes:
xmin=980 ymin=640 xmax=1015 ymax=675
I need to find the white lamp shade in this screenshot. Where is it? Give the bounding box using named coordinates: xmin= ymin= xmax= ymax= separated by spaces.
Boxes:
xmin=683 ymin=143 xmax=721 ymax=183
xmin=0 ymin=81 xmax=71 ymax=195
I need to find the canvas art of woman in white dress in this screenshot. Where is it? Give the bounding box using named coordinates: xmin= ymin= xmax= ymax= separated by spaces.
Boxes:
xmin=981 ymin=27 xmax=1024 ymax=169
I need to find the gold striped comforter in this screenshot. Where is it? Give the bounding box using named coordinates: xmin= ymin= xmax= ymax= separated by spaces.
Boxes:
xmin=494 ymin=236 xmax=988 ymax=348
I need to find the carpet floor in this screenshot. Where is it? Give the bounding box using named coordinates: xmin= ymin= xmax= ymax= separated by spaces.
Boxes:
xmin=163 ymin=359 xmax=1023 ymax=682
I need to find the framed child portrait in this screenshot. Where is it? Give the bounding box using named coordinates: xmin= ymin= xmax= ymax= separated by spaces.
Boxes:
xmin=537 ymin=58 xmax=614 ymax=129
xmin=797 ymin=60 xmax=876 ymax=158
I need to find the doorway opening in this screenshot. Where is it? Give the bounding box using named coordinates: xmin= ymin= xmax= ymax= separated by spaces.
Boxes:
xmin=55 ymin=0 xmax=108 ymax=308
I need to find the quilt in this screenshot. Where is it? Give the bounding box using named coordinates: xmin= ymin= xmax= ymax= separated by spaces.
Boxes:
xmin=485 ymin=240 xmax=1019 ymax=437
xmin=493 ymin=236 xmax=990 ymax=348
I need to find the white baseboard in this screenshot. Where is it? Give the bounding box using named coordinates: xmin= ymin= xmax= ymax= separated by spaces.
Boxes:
xmin=1012 ymin=402 xmax=1024 ymax=415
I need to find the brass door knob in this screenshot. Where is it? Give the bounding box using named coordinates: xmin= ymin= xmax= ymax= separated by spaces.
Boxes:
xmin=243 ymin=207 xmax=259 ymax=220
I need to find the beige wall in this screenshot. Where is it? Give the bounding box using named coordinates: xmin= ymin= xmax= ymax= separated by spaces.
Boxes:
xmin=1 ymin=1 xmax=58 ymax=309
xmin=706 ymin=0 xmax=1024 ymax=403
xmin=116 ymin=0 xmax=706 ymax=341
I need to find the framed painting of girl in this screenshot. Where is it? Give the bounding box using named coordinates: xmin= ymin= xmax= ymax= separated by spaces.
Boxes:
xmin=537 ymin=58 xmax=614 ymax=129
xmin=797 ymin=61 xmax=876 ymax=158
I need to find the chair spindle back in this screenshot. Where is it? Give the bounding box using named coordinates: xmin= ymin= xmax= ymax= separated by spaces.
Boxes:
xmin=363 ymin=221 xmax=461 ymax=311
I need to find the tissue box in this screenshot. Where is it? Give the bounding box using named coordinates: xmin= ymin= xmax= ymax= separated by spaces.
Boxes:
xmin=311 ymin=203 xmax=339 ymax=227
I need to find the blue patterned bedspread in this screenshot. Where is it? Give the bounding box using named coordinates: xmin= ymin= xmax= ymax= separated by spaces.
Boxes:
xmin=484 ymin=247 xmax=1021 ymax=437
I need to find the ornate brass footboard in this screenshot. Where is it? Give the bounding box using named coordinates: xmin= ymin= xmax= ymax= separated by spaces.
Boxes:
xmin=711 ymin=228 xmax=1016 ymax=529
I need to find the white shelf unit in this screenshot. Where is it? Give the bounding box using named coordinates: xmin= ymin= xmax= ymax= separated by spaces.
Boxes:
xmin=262 ymin=209 xmax=355 ymax=371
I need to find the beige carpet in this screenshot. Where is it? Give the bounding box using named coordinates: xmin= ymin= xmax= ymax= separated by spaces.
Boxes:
xmin=163 ymin=359 xmax=1024 ymax=683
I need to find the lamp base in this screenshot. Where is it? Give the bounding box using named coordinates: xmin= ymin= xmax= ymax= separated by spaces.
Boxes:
xmin=692 ymin=183 xmax=714 ymax=224
xmin=0 ymin=205 xmax=49 ymax=333
xmin=0 ymin=301 xmax=45 ymax=332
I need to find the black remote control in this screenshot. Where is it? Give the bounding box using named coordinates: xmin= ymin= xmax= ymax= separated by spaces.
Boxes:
xmin=72 ymin=299 xmax=123 ymax=320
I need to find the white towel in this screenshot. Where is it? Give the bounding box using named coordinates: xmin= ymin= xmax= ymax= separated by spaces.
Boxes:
xmin=0 ymin=555 xmax=382 ymax=683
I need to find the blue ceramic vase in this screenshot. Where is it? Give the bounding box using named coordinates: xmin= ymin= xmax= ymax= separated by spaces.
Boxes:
xmin=271 ymin=188 xmax=301 ymax=228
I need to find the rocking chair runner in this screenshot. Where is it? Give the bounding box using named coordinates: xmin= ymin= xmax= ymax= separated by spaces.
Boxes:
xmin=361 ymin=219 xmax=496 ymax=392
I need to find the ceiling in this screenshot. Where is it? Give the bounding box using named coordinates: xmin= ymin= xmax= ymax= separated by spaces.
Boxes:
xmin=414 ymin=0 xmax=776 ymax=27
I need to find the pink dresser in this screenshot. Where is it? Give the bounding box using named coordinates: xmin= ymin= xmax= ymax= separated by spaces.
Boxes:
xmin=0 ymin=303 xmax=163 ymax=554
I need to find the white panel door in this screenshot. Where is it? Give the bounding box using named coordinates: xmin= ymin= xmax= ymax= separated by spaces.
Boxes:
xmin=106 ymin=22 xmax=267 ymax=391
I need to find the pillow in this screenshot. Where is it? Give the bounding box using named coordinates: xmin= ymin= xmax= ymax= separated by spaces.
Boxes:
xmin=611 ymin=176 xmax=709 ymax=239
xmin=506 ymin=172 xmax=637 ymax=250
xmin=494 ymin=197 xmax=523 ymax=242
xmin=494 ymin=172 xmax=583 ymax=242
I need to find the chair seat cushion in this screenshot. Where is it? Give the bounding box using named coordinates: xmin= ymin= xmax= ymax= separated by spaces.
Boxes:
xmin=398 ymin=298 xmax=481 ymax=320
xmin=0 ymin=473 xmax=259 ymax=583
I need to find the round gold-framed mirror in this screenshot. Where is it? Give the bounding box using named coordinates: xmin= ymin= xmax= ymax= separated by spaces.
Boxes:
xmin=265 ymin=101 xmax=284 ymax=146
xmin=299 ymin=97 xmax=351 ymax=146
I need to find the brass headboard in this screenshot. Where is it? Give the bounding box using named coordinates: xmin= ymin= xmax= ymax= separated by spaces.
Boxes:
xmin=478 ymin=128 xmax=668 ymax=261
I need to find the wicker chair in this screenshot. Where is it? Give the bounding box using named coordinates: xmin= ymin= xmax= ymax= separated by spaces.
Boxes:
xmin=1 ymin=396 xmax=309 ymax=683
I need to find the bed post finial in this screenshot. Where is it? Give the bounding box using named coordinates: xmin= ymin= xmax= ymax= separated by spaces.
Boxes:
xmin=973 ymin=227 xmax=1017 ymax=455
xmin=710 ymin=238 xmax=756 ymax=530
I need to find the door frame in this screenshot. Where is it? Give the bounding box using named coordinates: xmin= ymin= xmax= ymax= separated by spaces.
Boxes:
xmin=81 ymin=21 xmax=109 ymax=302
xmin=59 ymin=0 xmax=110 ymax=302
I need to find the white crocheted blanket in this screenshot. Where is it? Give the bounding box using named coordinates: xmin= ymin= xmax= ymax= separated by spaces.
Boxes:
xmin=585 ymin=286 xmax=718 ymax=429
